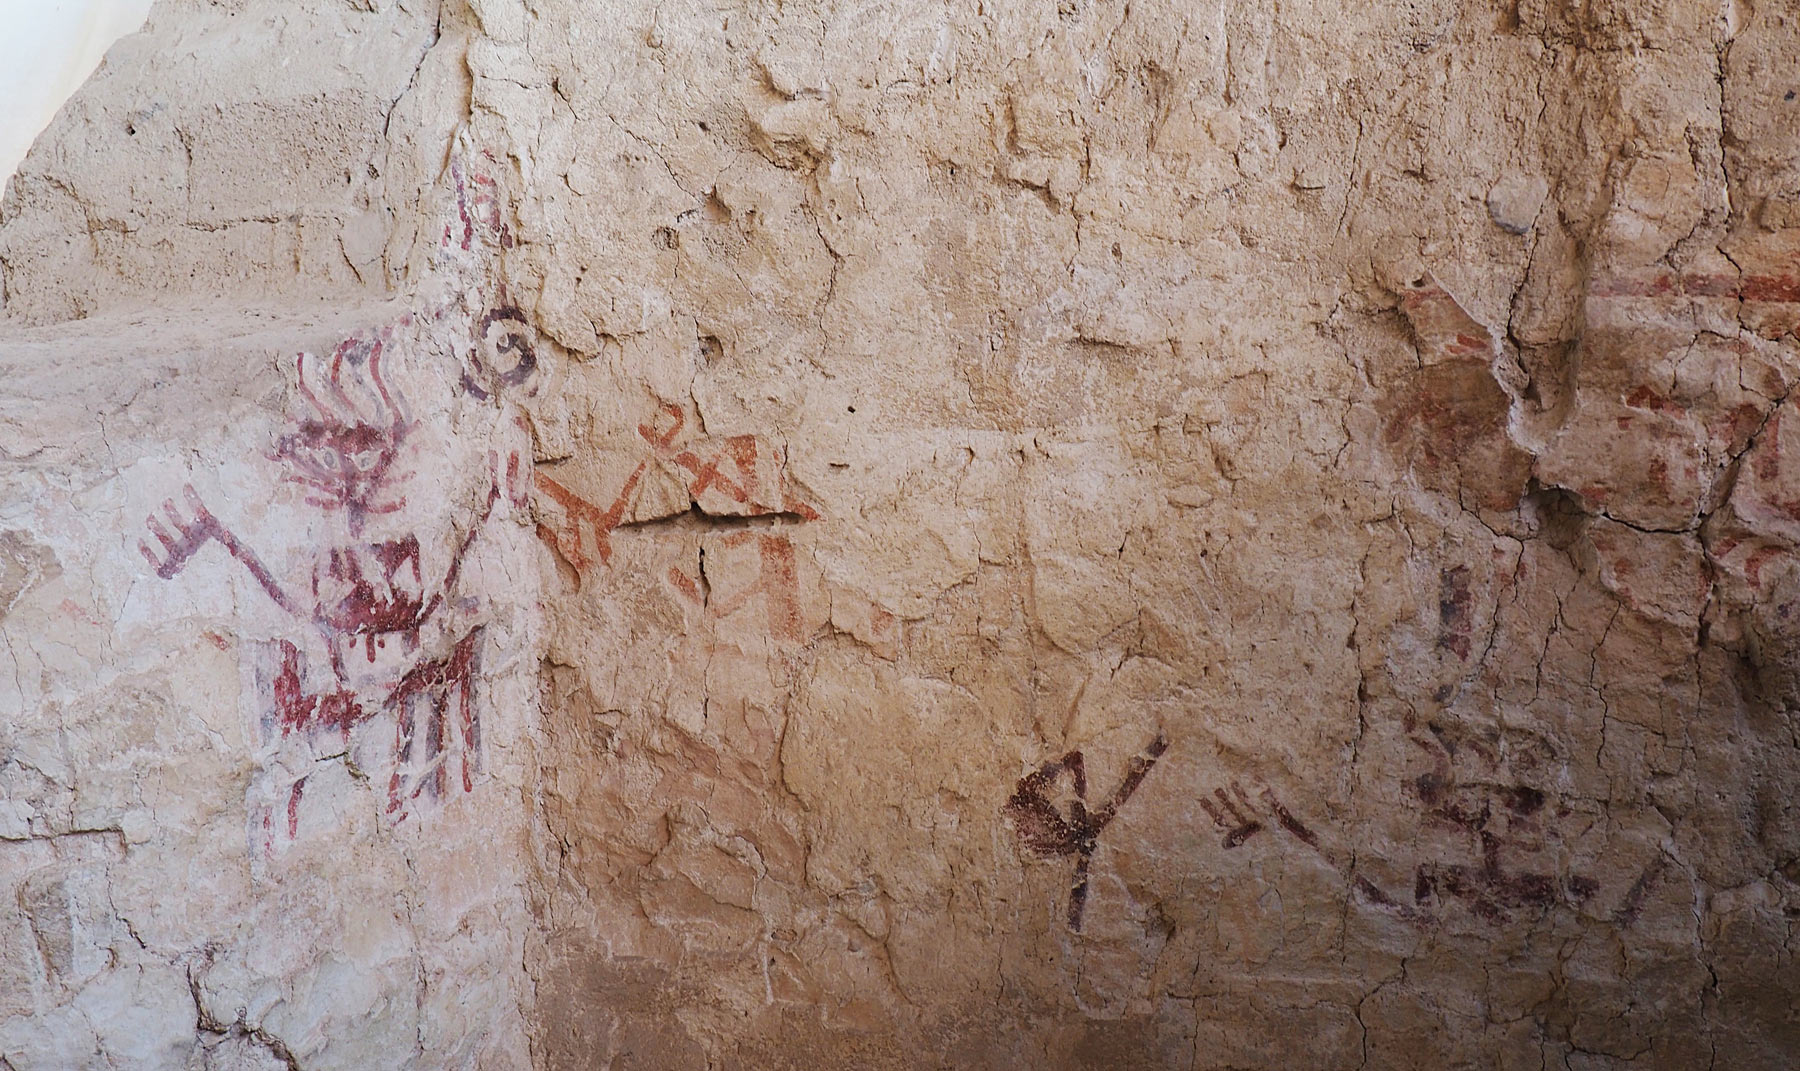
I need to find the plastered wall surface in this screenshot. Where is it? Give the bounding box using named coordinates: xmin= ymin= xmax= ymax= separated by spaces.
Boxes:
xmin=2 ymin=0 xmax=1799 ymax=1068
xmin=0 ymin=0 xmax=157 ymax=186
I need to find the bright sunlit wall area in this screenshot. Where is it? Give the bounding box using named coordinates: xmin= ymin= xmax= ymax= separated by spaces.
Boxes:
xmin=0 ymin=0 xmax=155 ymax=187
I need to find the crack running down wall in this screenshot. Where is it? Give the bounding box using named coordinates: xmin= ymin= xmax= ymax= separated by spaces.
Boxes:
xmin=3 ymin=0 xmax=1800 ymax=1068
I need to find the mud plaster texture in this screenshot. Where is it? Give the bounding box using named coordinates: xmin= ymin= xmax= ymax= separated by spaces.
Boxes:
xmin=3 ymin=0 xmax=1800 ymax=1068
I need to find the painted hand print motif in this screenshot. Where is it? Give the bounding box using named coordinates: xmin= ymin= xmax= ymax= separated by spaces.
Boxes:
xmin=1004 ymin=732 xmax=1169 ymax=931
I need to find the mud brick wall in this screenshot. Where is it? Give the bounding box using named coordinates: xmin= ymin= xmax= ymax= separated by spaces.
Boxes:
xmin=3 ymin=1 xmax=1799 ymax=1068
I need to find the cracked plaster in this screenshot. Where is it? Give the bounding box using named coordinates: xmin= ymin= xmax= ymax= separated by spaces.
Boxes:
xmin=2 ymin=0 xmax=1799 ymax=1068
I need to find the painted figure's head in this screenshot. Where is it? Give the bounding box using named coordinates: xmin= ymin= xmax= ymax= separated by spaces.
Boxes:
xmin=275 ymin=336 xmax=411 ymax=532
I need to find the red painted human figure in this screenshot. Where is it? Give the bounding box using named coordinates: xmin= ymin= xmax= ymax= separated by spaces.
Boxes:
xmin=139 ymin=328 xmax=526 ymax=825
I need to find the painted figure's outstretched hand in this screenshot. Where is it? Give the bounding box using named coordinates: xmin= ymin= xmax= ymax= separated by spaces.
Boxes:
xmin=138 ymin=484 xmax=297 ymax=613
xmin=139 ymin=485 xmax=223 ymax=578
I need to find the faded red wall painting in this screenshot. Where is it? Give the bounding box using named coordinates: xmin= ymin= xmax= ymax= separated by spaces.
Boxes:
xmin=1004 ymin=733 xmax=1169 ymax=931
xmin=142 ymin=325 xmax=529 ymax=851
xmin=1189 ymin=721 xmax=1615 ymax=929
xmin=533 ymin=401 xmax=824 ymax=646
xmin=138 ymin=161 xmax=533 ymax=854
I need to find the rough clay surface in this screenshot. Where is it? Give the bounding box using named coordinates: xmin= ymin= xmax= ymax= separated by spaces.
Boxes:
xmin=3 ymin=0 xmax=1800 ymax=1068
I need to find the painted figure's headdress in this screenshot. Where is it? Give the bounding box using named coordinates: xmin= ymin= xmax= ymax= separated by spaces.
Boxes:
xmin=274 ymin=334 xmax=413 ymax=526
